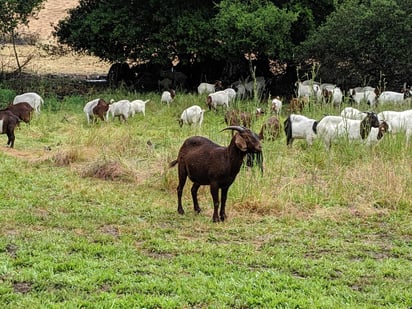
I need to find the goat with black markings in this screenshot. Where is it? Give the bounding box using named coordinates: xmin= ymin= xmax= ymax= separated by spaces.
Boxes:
xmin=169 ymin=126 xmax=262 ymax=222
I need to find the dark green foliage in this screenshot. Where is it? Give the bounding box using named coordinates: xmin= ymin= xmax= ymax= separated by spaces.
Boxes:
xmin=295 ymin=0 xmax=412 ymax=88
xmin=53 ymin=0 xmax=333 ymax=66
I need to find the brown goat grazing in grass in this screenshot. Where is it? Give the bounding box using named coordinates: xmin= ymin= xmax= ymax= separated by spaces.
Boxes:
xmin=289 ymin=97 xmax=306 ymax=113
xmin=83 ymin=98 xmax=110 ymax=124
xmin=0 ymin=109 xmax=21 ymax=148
xmin=6 ymin=102 xmax=34 ymax=123
xmin=258 ymin=116 xmax=281 ymax=140
xmin=169 ymin=126 xmax=262 ymax=222
xmin=224 ymin=110 xmax=252 ymax=127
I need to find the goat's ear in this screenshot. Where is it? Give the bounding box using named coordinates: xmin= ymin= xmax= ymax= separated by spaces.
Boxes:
xmin=234 ymin=134 xmax=247 ymax=151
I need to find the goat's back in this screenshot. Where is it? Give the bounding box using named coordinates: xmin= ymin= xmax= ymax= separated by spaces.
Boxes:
xmin=174 ymin=136 xmax=228 ymax=184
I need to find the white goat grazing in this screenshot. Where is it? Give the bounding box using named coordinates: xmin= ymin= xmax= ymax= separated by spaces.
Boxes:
xmin=83 ymin=98 xmax=109 ymax=124
xmin=179 ymin=105 xmax=205 ymax=127
xmin=316 ymin=112 xmax=380 ymax=149
xmin=271 ymin=97 xmax=282 ymax=115
xmin=350 ymin=88 xmax=377 ymax=106
xmin=161 ymin=90 xmax=176 ymax=105
xmin=13 ymin=92 xmax=44 ymax=114
xmin=130 ymin=99 xmax=150 ymax=116
xmin=295 ymin=80 xmax=322 ymax=101
xmin=206 ymin=91 xmax=229 ymax=111
xmin=283 ymin=114 xmax=318 ymax=146
xmin=223 ymin=88 xmax=237 ymax=103
xmin=378 ymin=91 xmax=412 ymax=104
xmin=377 ymin=110 xmax=412 ymax=142
xmin=197 ymin=81 xmax=222 ymax=95
xmin=244 ymin=76 xmax=266 ymax=98
xmin=322 ymin=86 xmax=343 ymax=105
xmin=364 ymin=122 xmax=390 ymax=146
xmin=107 ymin=99 xmax=131 ymax=122
xmin=340 ymin=107 xmax=365 ymax=120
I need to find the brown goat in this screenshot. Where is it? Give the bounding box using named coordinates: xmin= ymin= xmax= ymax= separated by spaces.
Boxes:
xmin=6 ymin=102 xmax=34 ymax=123
xmin=224 ymin=110 xmax=252 ymax=127
xmin=258 ymin=116 xmax=281 ymax=140
xmin=289 ymin=97 xmax=306 ymax=113
xmin=84 ymin=98 xmax=110 ymax=124
xmin=93 ymin=99 xmax=109 ymax=122
xmin=169 ymin=126 xmax=262 ymax=222
xmin=0 ymin=109 xmax=21 ymax=148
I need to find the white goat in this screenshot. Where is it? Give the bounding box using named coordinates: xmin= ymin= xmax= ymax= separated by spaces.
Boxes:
xmin=350 ymin=88 xmax=377 ymax=106
xmin=316 ymin=112 xmax=380 ymax=149
xmin=340 ymin=107 xmax=365 ymax=120
xmin=378 ymin=91 xmax=411 ymax=104
xmin=223 ymin=88 xmax=237 ymax=103
xmin=271 ymin=97 xmax=282 ymax=115
xmin=83 ymin=98 xmax=109 ymax=124
xmin=295 ymin=80 xmax=322 ymax=101
xmin=322 ymin=86 xmax=343 ymax=105
xmin=179 ymin=105 xmax=205 ymax=127
xmin=364 ymin=122 xmax=390 ymax=146
xmin=283 ymin=114 xmax=318 ymax=146
xmin=13 ymin=92 xmax=44 ymax=114
xmin=130 ymin=99 xmax=150 ymax=116
xmin=161 ymin=90 xmax=176 ymax=105
xmin=197 ymin=81 xmax=222 ymax=95
xmin=377 ymin=110 xmax=412 ymax=142
xmin=206 ymin=91 xmax=229 ymax=111
xmin=107 ymin=99 xmax=131 ymax=122
xmin=244 ymin=76 xmax=266 ymax=98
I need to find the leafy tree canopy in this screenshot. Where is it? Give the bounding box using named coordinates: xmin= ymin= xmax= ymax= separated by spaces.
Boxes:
xmin=295 ymin=0 xmax=411 ymax=88
xmin=54 ymin=0 xmax=333 ymax=68
xmin=213 ymin=0 xmax=297 ymax=60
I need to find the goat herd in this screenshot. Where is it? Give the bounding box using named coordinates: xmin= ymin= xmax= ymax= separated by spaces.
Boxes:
xmin=1 ymin=81 xmax=411 ymax=222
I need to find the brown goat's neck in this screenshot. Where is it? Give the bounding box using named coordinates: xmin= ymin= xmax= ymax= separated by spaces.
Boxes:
xmin=226 ymin=138 xmax=247 ymax=174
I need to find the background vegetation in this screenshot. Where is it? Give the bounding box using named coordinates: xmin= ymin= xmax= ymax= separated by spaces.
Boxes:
xmin=0 ymin=86 xmax=411 ymax=307
xmin=51 ymin=0 xmax=411 ymax=88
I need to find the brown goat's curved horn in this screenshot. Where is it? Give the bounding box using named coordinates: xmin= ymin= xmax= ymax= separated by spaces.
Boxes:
xmin=220 ymin=126 xmax=246 ymax=133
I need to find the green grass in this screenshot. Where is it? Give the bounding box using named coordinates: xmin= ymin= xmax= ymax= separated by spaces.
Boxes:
xmin=0 ymin=88 xmax=411 ymax=308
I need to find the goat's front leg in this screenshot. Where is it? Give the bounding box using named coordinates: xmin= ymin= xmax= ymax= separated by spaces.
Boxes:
xmin=210 ymin=183 xmax=220 ymax=222
xmin=220 ymin=186 xmax=229 ymax=221
xmin=191 ymin=183 xmax=201 ymax=213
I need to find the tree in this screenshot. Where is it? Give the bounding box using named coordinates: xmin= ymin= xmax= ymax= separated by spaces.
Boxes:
xmin=295 ymin=0 xmax=412 ymax=89
xmin=54 ymin=0 xmax=338 ymax=91
xmin=0 ymin=0 xmax=45 ymax=72
xmin=55 ymin=0 xmax=218 ymax=65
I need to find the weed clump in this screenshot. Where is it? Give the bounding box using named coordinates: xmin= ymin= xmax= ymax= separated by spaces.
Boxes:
xmin=81 ymin=160 xmax=134 ymax=181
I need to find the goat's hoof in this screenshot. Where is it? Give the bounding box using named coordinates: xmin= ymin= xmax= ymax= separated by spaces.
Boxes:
xmin=194 ymin=207 xmax=201 ymax=214
xmin=177 ymin=209 xmax=184 ymax=215
xmin=212 ymin=216 xmax=220 ymax=223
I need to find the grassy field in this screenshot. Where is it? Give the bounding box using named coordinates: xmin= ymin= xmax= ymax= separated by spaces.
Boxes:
xmin=0 ymin=86 xmax=411 ymax=308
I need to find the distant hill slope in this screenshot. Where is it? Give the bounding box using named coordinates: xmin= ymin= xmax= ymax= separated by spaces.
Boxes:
xmin=20 ymin=0 xmax=79 ymax=43
xmin=9 ymin=0 xmax=110 ymax=77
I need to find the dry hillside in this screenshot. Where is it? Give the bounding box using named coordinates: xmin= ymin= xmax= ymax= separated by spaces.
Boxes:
xmin=2 ymin=0 xmax=110 ymax=77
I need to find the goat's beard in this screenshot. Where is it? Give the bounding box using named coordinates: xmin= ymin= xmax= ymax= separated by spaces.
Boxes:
xmin=245 ymin=152 xmax=264 ymax=174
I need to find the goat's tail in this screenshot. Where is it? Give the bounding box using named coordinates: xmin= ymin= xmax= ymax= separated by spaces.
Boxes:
xmin=169 ymin=160 xmax=178 ymax=168
xmin=312 ymin=121 xmax=318 ymax=134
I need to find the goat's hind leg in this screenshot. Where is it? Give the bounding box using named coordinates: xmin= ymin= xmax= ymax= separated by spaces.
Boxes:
xmin=176 ymin=170 xmax=187 ymax=215
xmin=191 ymin=183 xmax=201 ymax=213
